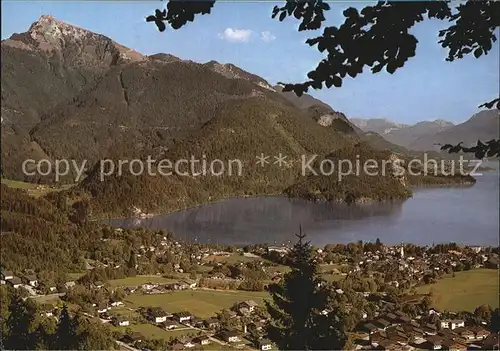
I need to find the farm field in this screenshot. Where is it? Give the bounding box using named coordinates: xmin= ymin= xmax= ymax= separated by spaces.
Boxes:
xmin=114 ymin=323 xmax=201 ymax=340
xmin=108 ymin=276 xmax=180 ymax=288
xmin=66 ymin=272 xmax=86 ymax=281
xmin=416 ymin=268 xmax=499 ymax=312
xmin=124 ymin=289 xmax=269 ymax=318
xmin=1 ymin=178 xmax=74 ymax=197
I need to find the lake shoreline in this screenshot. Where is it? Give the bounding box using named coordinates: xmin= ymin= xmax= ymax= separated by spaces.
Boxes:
xmin=103 ymin=171 xmax=498 ymax=247
xmin=100 ymin=180 xmax=478 ymax=223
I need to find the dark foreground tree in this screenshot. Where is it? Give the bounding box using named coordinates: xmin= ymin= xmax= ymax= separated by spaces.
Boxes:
xmin=147 ymin=0 xmax=499 ymax=157
xmin=265 ymin=227 xmax=346 ymax=350
xmin=0 ymin=287 xmax=114 ymax=350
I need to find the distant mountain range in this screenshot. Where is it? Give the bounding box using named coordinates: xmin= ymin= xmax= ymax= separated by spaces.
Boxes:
xmin=0 ymin=15 xmax=478 ymax=216
xmin=350 ymin=118 xmax=455 ymax=149
xmin=408 ymin=110 xmax=499 ymax=152
xmin=351 ymin=111 xmax=498 ymax=153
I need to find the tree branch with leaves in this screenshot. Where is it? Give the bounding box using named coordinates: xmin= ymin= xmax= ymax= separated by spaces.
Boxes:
xmin=147 ymin=0 xmax=499 ymax=157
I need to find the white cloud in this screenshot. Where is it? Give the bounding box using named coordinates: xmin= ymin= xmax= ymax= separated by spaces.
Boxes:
xmin=218 ymin=28 xmax=253 ymax=43
xmin=260 ymin=31 xmax=276 ymax=43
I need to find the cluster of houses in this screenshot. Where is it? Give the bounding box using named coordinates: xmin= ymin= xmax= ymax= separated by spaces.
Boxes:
xmin=136 ymin=279 xmax=198 ymax=294
xmin=315 ymin=244 xmax=499 ymax=290
xmin=357 ymin=310 xmax=496 ymax=350
xmin=0 ymin=268 xmax=78 ymax=295
xmin=114 ymin=300 xmax=274 ymax=350
xmin=1 ymin=269 xmax=38 ymax=288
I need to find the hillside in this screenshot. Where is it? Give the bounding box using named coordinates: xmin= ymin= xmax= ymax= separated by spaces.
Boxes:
xmin=359 ymin=132 xmax=410 ymax=155
xmin=273 ymin=84 xmax=362 ymax=134
xmin=1 ymin=14 xmax=146 ymax=179
xmin=78 ymin=97 xmax=364 ymax=217
xmin=204 ymin=60 xmax=276 ymax=92
xmin=409 ymin=109 xmax=499 ymax=151
xmin=0 ymin=184 xmax=85 ymax=272
xmin=30 ymin=60 xmax=258 ymax=172
xmin=1 ymin=15 xmax=475 ymax=217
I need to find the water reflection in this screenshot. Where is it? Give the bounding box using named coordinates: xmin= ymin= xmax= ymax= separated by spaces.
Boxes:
xmin=108 ymin=196 xmax=405 ymax=245
xmin=106 ymin=171 xmax=499 ymax=247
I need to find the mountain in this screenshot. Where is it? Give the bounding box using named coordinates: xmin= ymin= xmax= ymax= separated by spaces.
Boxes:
xmin=204 ymin=60 xmax=276 ymax=92
xmin=1 ymin=15 xmax=473 ymax=217
xmin=350 ymin=118 xmax=409 ymax=135
xmin=359 ymin=131 xmax=410 ymax=156
xmin=409 ymin=109 xmax=499 ymax=151
xmin=273 ymin=84 xmax=333 ymax=111
xmin=273 ymin=84 xmax=362 ymax=134
xmin=350 ymin=118 xmax=455 ymax=149
xmin=1 ymin=14 xmax=145 ymax=129
xmin=1 ymin=14 xmax=146 ymax=179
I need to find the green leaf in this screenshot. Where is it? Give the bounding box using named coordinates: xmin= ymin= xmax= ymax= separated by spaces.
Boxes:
xmin=473 ymin=48 xmax=483 ymax=58
xmin=332 ymin=76 xmax=342 ymax=87
xmin=279 ymin=12 xmax=287 ymax=21
xmin=386 ymin=62 xmax=397 ymax=74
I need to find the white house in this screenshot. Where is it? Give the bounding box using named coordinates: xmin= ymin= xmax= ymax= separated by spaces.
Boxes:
xmin=155 ymin=315 xmax=167 ymax=323
xmin=441 ymin=319 xmax=465 ymax=330
xmin=428 ymin=308 xmax=441 ymax=316
xmin=470 ymin=246 xmax=482 ymax=253
xmin=1 ymin=270 xmax=14 ymax=281
xmin=142 ymin=283 xmax=157 ymax=291
xmin=195 ymin=336 xmax=211 ymax=345
xmin=221 ymin=331 xmax=241 ymax=343
xmin=181 ymin=279 xmax=197 ymax=289
xmin=110 ymin=300 xmax=124 ymax=307
xmin=64 ymin=281 xmax=76 ymax=290
xmin=8 ymin=277 xmax=22 ymax=289
xmin=22 ymin=275 xmax=38 ymax=287
xmin=163 ymin=321 xmax=177 ymax=330
xmin=114 ymin=317 xmax=130 ymax=327
xmin=240 ymin=300 xmax=258 ymax=312
xmin=149 ymin=307 xmax=167 ymax=324
xmin=183 ymin=341 xmax=195 ymax=348
xmin=175 ymin=311 xmax=192 ymax=323
xmin=97 ymin=304 xmax=109 ymax=314
xmin=258 ymin=339 xmax=273 ymax=351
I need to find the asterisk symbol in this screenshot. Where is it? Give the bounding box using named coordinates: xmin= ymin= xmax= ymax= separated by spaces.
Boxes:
xmin=274 ymin=153 xmax=288 ymax=167
xmin=256 ymin=153 xmax=270 ymax=167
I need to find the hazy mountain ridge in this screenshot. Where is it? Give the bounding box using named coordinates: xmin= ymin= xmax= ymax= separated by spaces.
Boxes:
xmin=350 ymin=117 xmax=455 ymax=148
xmin=409 ymin=109 xmax=499 ymax=151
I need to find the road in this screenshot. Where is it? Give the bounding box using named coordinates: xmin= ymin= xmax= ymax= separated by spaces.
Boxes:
xmin=115 ymin=340 xmax=140 ymax=351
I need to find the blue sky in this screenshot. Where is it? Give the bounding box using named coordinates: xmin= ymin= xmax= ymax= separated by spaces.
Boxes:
xmin=2 ymin=1 xmax=498 ymax=124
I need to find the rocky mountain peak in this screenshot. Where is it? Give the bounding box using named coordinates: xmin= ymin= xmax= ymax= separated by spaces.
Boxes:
xmin=26 ymin=15 xmax=101 ymax=51
xmin=4 ymin=14 xmax=146 ymax=64
xmin=204 ymin=60 xmax=275 ymax=92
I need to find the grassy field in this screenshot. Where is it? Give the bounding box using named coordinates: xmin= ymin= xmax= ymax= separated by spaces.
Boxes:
xmin=322 ymin=274 xmax=346 ymax=282
xmin=66 ymin=272 xmax=86 ymax=281
xmin=1 ymin=178 xmax=74 ymax=197
xmin=108 ymin=276 xmax=180 ymax=288
xmin=125 ymin=289 xmax=269 ymax=318
xmin=114 ymin=323 xmax=201 ymax=340
xmin=416 ymin=268 xmax=499 ymax=312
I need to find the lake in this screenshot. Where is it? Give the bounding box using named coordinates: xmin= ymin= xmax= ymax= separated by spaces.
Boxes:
xmin=106 ymin=171 xmax=499 ymax=247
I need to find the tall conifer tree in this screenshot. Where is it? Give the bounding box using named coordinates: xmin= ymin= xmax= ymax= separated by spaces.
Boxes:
xmin=266 ymin=226 xmax=347 ymax=350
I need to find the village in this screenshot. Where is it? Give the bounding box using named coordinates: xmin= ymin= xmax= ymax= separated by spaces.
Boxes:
xmin=1 ymin=228 xmax=498 ymax=350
